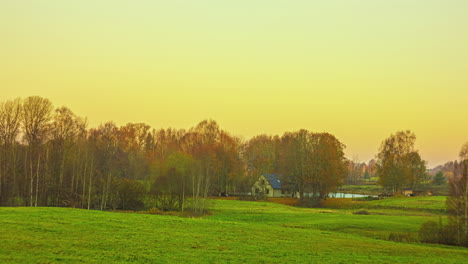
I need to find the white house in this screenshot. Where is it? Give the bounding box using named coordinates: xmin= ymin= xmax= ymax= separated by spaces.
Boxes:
xmin=251 ymin=173 xmax=297 ymax=198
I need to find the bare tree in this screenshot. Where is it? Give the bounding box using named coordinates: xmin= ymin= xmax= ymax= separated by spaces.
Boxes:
xmin=447 ymin=142 xmax=468 ymax=246
xmin=0 ymin=98 xmax=22 ymax=204
xmin=22 ymin=96 xmax=53 ymax=206
xmin=49 ymin=106 xmax=86 ymax=205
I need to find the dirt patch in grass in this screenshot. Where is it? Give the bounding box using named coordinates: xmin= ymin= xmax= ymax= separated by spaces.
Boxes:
xmin=268 ymin=198 xmax=300 ymax=206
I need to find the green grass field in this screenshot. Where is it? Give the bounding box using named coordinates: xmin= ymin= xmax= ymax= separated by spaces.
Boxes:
xmin=1 ymin=199 xmax=467 ymax=263
xmin=365 ymin=196 xmax=446 ymax=212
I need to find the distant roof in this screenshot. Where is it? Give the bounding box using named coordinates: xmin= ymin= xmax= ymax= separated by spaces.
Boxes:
xmin=262 ymin=173 xmax=282 ymax=189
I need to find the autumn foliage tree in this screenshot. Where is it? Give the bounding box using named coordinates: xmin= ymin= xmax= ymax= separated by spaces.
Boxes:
xmin=376 ymin=130 xmax=426 ymax=193
xmin=244 ymin=135 xmax=279 ymax=179
xmin=279 ymin=130 xmax=347 ymax=200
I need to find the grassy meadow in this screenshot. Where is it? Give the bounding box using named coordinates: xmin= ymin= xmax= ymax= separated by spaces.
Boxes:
xmin=321 ymin=196 xmax=446 ymax=213
xmin=1 ymin=197 xmax=467 ymax=263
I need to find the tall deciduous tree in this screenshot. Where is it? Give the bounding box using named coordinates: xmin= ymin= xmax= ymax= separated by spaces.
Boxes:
xmin=376 ymin=130 xmax=426 ymax=193
xmin=309 ymin=133 xmax=347 ymax=198
xmin=49 ymin=106 xmax=86 ymax=205
xmin=0 ymin=98 xmax=22 ymax=204
xmin=279 ymin=130 xmax=310 ymax=199
xmin=244 ymin=135 xmax=279 ymax=179
xmin=279 ymin=130 xmax=347 ymax=200
xmin=22 ymin=96 xmax=53 ymax=206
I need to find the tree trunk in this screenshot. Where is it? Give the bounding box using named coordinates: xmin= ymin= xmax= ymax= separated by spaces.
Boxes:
xmin=35 ymin=153 xmax=40 ymax=207
xmin=87 ymin=158 xmax=94 ymax=210
xmin=181 ymin=180 xmax=185 ymax=212
xmin=81 ymin=156 xmax=88 ymax=208
xmin=29 ymin=154 xmax=33 ymax=207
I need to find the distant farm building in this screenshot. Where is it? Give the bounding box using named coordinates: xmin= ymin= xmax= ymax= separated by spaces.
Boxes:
xmin=403 ymin=189 xmax=413 ymax=196
xmin=251 ymin=173 xmax=297 ymax=198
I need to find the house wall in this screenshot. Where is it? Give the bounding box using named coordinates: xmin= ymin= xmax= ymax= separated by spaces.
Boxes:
xmin=252 ymin=175 xmax=282 ymax=197
xmin=403 ymin=190 xmax=413 ymax=195
xmin=252 ymin=175 xmax=273 ymax=196
xmin=266 ymin=187 xmax=274 ymax=197
xmin=273 ymin=189 xmax=283 ymax=198
xmin=252 ymin=175 xmax=297 ymax=198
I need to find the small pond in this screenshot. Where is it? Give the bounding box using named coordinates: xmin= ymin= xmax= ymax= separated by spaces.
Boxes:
xmin=330 ymin=192 xmax=377 ymax=198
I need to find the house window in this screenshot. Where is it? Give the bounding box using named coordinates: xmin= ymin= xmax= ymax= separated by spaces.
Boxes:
xmin=266 ymin=189 xmax=269 ymax=194
xmin=261 ymin=180 xmax=265 ymax=185
xmin=255 ymin=188 xmax=260 ymax=194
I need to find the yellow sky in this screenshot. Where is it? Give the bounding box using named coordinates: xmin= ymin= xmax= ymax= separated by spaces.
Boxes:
xmin=1 ymin=1 xmax=467 ymax=167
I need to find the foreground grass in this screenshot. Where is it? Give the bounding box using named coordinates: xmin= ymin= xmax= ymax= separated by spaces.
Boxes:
xmin=1 ymin=200 xmax=467 ymax=263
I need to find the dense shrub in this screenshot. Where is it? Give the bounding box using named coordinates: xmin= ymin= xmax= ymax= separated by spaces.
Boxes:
xmin=418 ymin=218 xmax=466 ymax=246
xmin=297 ymin=196 xmax=322 ymax=208
xmin=118 ymin=179 xmax=145 ymax=210
xmin=419 ymin=220 xmax=439 ymax=243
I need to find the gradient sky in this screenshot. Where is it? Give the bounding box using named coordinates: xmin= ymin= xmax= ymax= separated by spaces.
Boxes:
xmin=1 ymin=1 xmax=467 ymax=167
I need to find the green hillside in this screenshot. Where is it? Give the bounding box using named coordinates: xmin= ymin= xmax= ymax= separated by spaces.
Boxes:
xmin=1 ymin=200 xmax=467 ymax=263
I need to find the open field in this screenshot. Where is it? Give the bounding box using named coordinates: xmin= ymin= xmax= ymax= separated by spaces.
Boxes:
xmin=365 ymin=196 xmax=446 ymax=212
xmin=1 ymin=199 xmax=467 ymax=263
xmin=321 ymin=196 xmax=446 ymax=213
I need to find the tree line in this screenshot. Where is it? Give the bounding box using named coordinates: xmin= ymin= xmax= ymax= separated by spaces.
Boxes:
xmin=0 ymin=96 xmax=348 ymax=211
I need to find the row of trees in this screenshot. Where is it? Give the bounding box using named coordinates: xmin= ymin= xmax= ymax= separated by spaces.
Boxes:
xmin=345 ymin=158 xmax=377 ymax=185
xmin=430 ymin=160 xmax=466 ymax=183
xmin=0 ymin=97 xmax=243 ymax=212
xmin=1 ymin=97 xmax=466 ymax=245
xmin=0 ymin=97 xmax=347 ymax=211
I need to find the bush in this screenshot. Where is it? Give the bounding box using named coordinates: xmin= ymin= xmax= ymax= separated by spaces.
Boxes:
xmin=418 ymin=218 xmax=468 ymax=246
xmin=153 ymin=195 xmax=180 ymax=211
xmin=185 ymin=198 xmax=213 ymax=216
xmin=118 ymin=178 xmax=145 ymax=210
xmin=297 ymin=196 xmax=322 ymax=208
xmin=439 ymin=223 xmax=458 ymax=246
xmin=419 ymin=220 xmax=440 ymax=244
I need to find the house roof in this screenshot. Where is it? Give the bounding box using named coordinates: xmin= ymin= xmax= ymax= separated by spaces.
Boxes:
xmin=263 ymin=173 xmax=282 ymax=189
